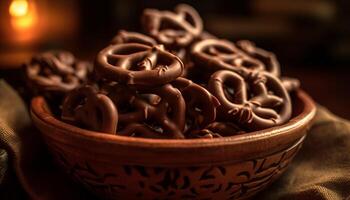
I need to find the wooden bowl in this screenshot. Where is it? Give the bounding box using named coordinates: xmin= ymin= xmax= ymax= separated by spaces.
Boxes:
xmin=31 ymin=90 xmax=316 ymax=200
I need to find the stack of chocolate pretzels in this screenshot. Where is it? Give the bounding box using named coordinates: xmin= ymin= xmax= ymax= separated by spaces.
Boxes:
xmin=24 ymin=4 xmax=300 ymax=139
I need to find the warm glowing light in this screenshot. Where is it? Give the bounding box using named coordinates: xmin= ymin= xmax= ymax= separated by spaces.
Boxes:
xmin=11 ymin=14 xmax=34 ymax=29
xmin=9 ymin=0 xmax=29 ymax=17
xmin=8 ymin=0 xmax=39 ymax=42
xmin=9 ymin=0 xmax=38 ymax=31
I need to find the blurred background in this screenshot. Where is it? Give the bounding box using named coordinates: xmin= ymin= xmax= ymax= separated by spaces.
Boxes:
xmin=0 ymin=0 xmax=349 ymax=118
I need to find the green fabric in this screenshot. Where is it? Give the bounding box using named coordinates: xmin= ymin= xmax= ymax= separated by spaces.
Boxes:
xmin=0 ymin=79 xmax=93 ymax=200
xmin=260 ymin=107 xmax=350 ymax=199
xmin=0 ymin=79 xmax=30 ymax=199
xmin=0 ymin=79 xmax=349 ymax=200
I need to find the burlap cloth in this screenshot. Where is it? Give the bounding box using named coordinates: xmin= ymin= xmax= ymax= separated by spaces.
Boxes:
xmin=0 ymin=79 xmax=349 ymax=200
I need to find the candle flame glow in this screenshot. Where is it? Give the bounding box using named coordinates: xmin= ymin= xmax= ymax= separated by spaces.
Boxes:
xmin=9 ymin=0 xmax=37 ymax=30
xmin=9 ymin=0 xmax=29 ymax=17
xmin=8 ymin=0 xmax=39 ymax=42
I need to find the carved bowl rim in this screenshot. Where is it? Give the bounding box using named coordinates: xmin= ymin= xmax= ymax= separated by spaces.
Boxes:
xmin=30 ymin=89 xmax=316 ymax=165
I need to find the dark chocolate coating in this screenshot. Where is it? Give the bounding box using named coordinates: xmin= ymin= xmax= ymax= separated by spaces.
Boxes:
xmin=25 ymin=50 xmax=92 ymax=94
xmin=103 ymin=82 xmax=186 ymax=139
xmin=171 ymin=77 xmax=220 ymax=130
xmin=236 ymin=40 xmax=281 ymax=77
xmin=110 ymin=30 xmax=188 ymax=63
xmin=61 ymin=85 xmax=118 ymax=134
xmin=208 ymin=70 xmax=292 ymax=130
xmin=142 ymin=4 xmax=203 ymax=48
xmin=101 ymin=82 xmax=145 ymax=124
xmin=205 ymin=122 xmax=245 ymax=136
xmin=179 ymin=32 xmax=218 ymax=78
xmin=191 ymin=39 xmax=264 ymax=76
xmin=111 ymin=30 xmax=157 ymax=46
xmin=188 ymin=129 xmax=222 ymax=139
xmin=109 ymin=29 xmax=214 ymax=75
xmin=118 ymin=123 xmax=167 ymax=139
xmin=130 ymin=84 xmax=186 ymax=139
xmin=188 ymin=121 xmax=245 ymax=138
xmin=95 ymin=43 xmax=184 ymax=87
xmin=30 ymin=4 xmax=301 ymax=139
xmin=281 ymin=77 xmax=301 ymax=92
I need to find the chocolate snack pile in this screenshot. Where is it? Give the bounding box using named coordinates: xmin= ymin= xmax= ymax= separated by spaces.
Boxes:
xmin=24 ymin=4 xmax=300 ymax=139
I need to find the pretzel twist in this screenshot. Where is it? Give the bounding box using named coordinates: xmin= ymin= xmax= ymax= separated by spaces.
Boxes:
xmin=208 ymin=70 xmax=292 ymax=130
xmin=111 ymin=30 xmax=158 ymax=46
xmin=25 ymin=51 xmax=91 ymax=93
xmin=102 ymin=83 xmax=186 ymax=139
xmin=142 ymin=4 xmax=203 ymax=48
xmin=61 ymin=86 xmax=118 ymax=134
xmin=95 ymin=43 xmax=184 ymax=87
xmin=192 ymin=39 xmax=265 ymax=76
xmin=171 ymin=77 xmax=220 ymax=131
xmin=236 ymin=40 xmax=280 ymax=76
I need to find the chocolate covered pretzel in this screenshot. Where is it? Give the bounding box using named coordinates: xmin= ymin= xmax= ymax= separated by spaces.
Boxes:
xmin=281 ymin=77 xmax=300 ymax=92
xmin=110 ymin=30 xmax=188 ymax=63
xmin=118 ymin=123 xmax=170 ymax=139
xmin=29 ymin=3 xmax=301 ymax=139
xmin=142 ymin=4 xmax=204 ymax=65
xmin=142 ymin=4 xmax=203 ymax=48
xmin=171 ymin=77 xmax=220 ymax=131
xmin=61 ymin=85 xmax=118 ymax=134
xmin=236 ymin=40 xmax=280 ymax=76
xmin=101 ymin=82 xmax=186 ymax=138
xmin=191 ymin=39 xmax=264 ymax=77
xmin=109 ymin=28 xmax=214 ymax=76
xmin=95 ymin=43 xmax=184 ymax=87
xmin=111 ymin=30 xmax=157 ymax=46
xmin=188 ymin=122 xmax=245 ymax=138
xmin=208 ymin=70 xmax=292 ymax=130
xmin=101 ymin=82 xmax=146 ymax=124
xmin=25 ymin=50 xmax=92 ymax=94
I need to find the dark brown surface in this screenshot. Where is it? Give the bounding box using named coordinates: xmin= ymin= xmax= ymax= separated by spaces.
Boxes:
xmin=284 ymin=67 xmax=350 ymax=120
